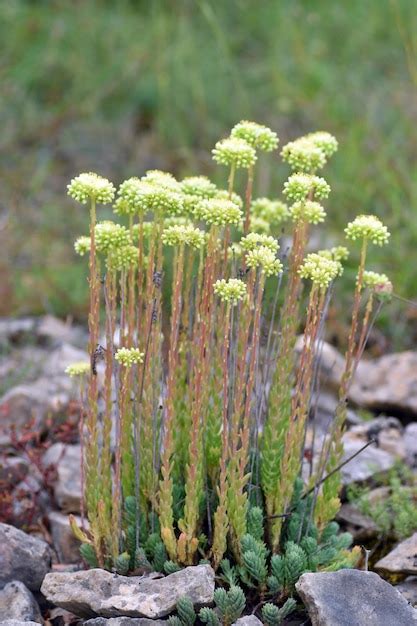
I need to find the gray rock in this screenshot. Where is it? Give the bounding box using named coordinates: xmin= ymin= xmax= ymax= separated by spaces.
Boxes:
xmin=0 ymin=523 xmax=51 ymax=591
xmin=396 ymin=577 xmax=417 ymax=607
xmin=83 ymin=617 xmax=167 ymax=626
xmin=0 ymin=622 xmax=43 ymax=626
xmin=310 ymin=391 xmax=362 ymax=434
xmin=296 ymin=569 xmax=417 ymax=625
xmin=36 ymin=315 xmax=86 ymax=347
xmin=340 ymin=437 xmax=395 ymax=484
xmin=350 ymin=351 xmax=417 ymax=416
xmin=43 ymin=443 xmax=81 ymax=513
xmin=233 ymin=617 xmax=263 ymax=626
xmin=336 ymin=503 xmax=378 ymax=541
xmin=49 ymin=511 xmax=82 ymax=563
xmin=375 ymin=532 xmax=417 ymax=575
xmin=349 ymin=416 xmax=405 ymax=458
xmin=41 ymin=343 xmax=88 ymax=378
xmin=404 ymin=423 xmax=417 ymax=467
xmin=0 ymin=619 xmax=42 ymax=626
xmin=0 ymin=318 xmax=36 ymax=344
xmin=0 ymin=581 xmax=42 ymax=623
xmin=41 ymin=564 xmax=215 ymax=618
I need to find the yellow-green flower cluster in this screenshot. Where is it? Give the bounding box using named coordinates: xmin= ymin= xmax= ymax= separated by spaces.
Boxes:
xmin=74 ymin=236 xmax=91 ymax=256
xmin=181 ymin=176 xmax=217 ymax=199
xmin=318 ymin=246 xmax=349 ymax=263
xmin=212 ymin=137 xmax=257 ymax=169
xmin=362 ymin=271 xmax=390 ymax=289
xmin=246 ymin=246 xmax=283 ymax=277
xmin=67 ymin=173 xmax=115 ymax=205
xmin=115 ymin=178 xmax=143 ymax=215
xmin=283 ymin=173 xmax=331 ymax=202
xmin=197 ymin=198 xmax=243 ymax=226
xmin=162 ymin=224 xmax=206 ymax=249
xmin=132 ymin=182 xmax=184 ymax=217
xmin=247 ymin=216 xmax=271 ymax=234
xmin=106 ymin=245 xmax=138 ymax=271
xmin=115 ymin=347 xmax=144 ymax=367
xmin=281 ymin=138 xmax=326 ymax=173
xmin=95 ymin=221 xmax=130 ymax=253
xmin=213 ymin=278 xmax=247 ymax=305
xmin=345 ymin=215 xmax=390 ymax=246
xmin=142 ymin=170 xmax=180 ymax=191
xmin=65 ymin=362 xmax=90 ymax=377
xmin=231 ymin=120 xmax=279 ymax=152
xmin=299 ymin=253 xmax=341 ymax=289
xmin=251 ymin=198 xmax=289 ymax=226
xmin=290 ymin=200 xmax=326 ymax=225
xmin=306 ymin=131 xmax=338 ymax=158
xmin=240 ymin=232 xmax=279 ymax=254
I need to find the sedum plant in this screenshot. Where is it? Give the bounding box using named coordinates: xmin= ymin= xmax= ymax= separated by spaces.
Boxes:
xmin=65 ymin=121 xmax=391 ymax=616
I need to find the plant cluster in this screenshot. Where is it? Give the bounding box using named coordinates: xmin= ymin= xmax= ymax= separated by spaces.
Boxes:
xmin=66 ymin=121 xmax=391 ymax=617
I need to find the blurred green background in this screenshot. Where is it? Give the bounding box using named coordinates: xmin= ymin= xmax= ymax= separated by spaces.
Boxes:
xmin=1 ymin=0 xmax=417 ymax=347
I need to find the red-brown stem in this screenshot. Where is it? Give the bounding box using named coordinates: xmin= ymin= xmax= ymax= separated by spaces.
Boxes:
xmin=243 ymin=164 xmax=254 ymax=235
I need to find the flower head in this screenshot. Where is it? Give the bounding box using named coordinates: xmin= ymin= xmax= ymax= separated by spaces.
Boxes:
xmin=231 ymin=120 xmax=279 ymax=152
xmin=67 ymin=173 xmax=115 ymax=205
xmin=197 ymin=198 xmax=242 ymax=226
xmin=246 ymin=246 xmax=283 ymax=277
xmin=162 ymin=224 xmax=206 ymax=249
xmin=95 ymin=221 xmax=131 ymax=253
xmin=281 ymin=138 xmax=326 ymax=173
xmin=306 ymin=131 xmax=338 ymax=158
xmin=290 ymin=200 xmax=326 ymax=224
xmin=142 ymin=170 xmax=180 ymax=191
xmin=240 ymin=232 xmax=279 ymax=254
xmin=106 ymin=245 xmax=138 ymax=271
xmin=131 ymin=181 xmax=184 ymax=216
xmin=247 ymin=216 xmax=271 ymax=234
xmin=115 ymin=178 xmax=143 ymax=215
xmin=345 ymin=215 xmax=390 ymax=246
xmin=212 ymin=137 xmax=257 ymax=169
xmin=181 ymin=176 xmax=217 ymax=199
xmin=251 ymin=198 xmax=289 ymax=226
xmin=74 ymin=236 xmax=91 ymax=256
xmin=213 ymin=278 xmax=247 ymax=305
xmin=283 ymin=173 xmax=331 ymax=202
xmin=318 ymin=246 xmax=349 ymax=263
xmin=362 ymin=271 xmax=393 ymax=300
xmin=65 ymin=362 xmax=90 ymax=377
xmin=115 ymin=347 xmax=144 ymax=367
xmin=299 ymin=253 xmax=341 ymax=289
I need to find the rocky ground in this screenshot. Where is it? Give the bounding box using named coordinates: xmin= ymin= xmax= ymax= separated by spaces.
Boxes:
xmin=2 ymin=316 xmax=417 ymax=625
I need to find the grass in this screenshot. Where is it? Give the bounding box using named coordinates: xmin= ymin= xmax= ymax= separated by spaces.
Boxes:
xmin=2 ymin=0 xmax=417 ymax=346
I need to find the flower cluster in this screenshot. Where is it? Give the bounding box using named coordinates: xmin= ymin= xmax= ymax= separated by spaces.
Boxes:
xmin=133 ymin=182 xmax=184 ymax=217
xmin=290 ymin=200 xmax=326 ymax=224
xmin=162 ymin=224 xmax=206 ymax=249
xmin=281 ymin=138 xmax=326 ymax=173
xmin=115 ymin=347 xmax=144 ymax=367
xmin=197 ymin=198 xmax=243 ymax=226
xmin=299 ymin=253 xmax=341 ymax=289
xmin=240 ymin=232 xmax=279 ymax=254
xmin=95 ymin=221 xmax=131 ymax=253
xmin=65 ymin=362 xmax=90 ymax=377
xmin=212 ymin=137 xmax=257 ymax=169
xmin=306 ymin=131 xmax=338 ymax=158
xmin=283 ymin=173 xmax=331 ymax=202
xmin=213 ymin=278 xmax=247 ymax=305
xmin=106 ymin=245 xmax=138 ymax=271
xmin=67 ymin=173 xmax=115 ymax=205
xmin=231 ymin=120 xmax=279 ymax=152
xmin=142 ymin=170 xmax=180 ymax=191
xmin=181 ymin=176 xmax=217 ymax=199
xmin=74 ymin=236 xmax=91 ymax=256
xmin=115 ymin=178 xmax=143 ymax=215
xmin=251 ymin=198 xmax=289 ymax=226
xmin=246 ymin=246 xmax=283 ymax=277
xmin=318 ymin=246 xmax=349 ymax=263
xmin=345 ymin=215 xmax=390 ymax=246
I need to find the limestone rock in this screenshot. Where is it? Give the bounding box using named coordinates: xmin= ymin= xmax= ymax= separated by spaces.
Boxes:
xmin=340 ymin=437 xmax=395 ymax=484
xmin=396 ymin=577 xmax=417 ymax=607
xmin=0 ymin=523 xmax=51 ymax=591
xmin=233 ymin=617 xmax=263 ymax=626
xmin=375 ymin=533 xmax=417 ymax=575
xmin=43 ymin=443 xmax=81 ymax=513
xmin=83 ymin=619 xmax=166 ymax=626
xmin=296 ymin=569 xmax=417 ymax=625
xmin=404 ymin=423 xmax=417 ymax=467
xmin=41 ymin=565 xmax=215 ymax=618
xmin=0 ymin=581 xmax=42 ymax=623
xmin=336 ymin=503 xmax=378 ymax=541
xmin=48 ymin=511 xmax=82 ymax=563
